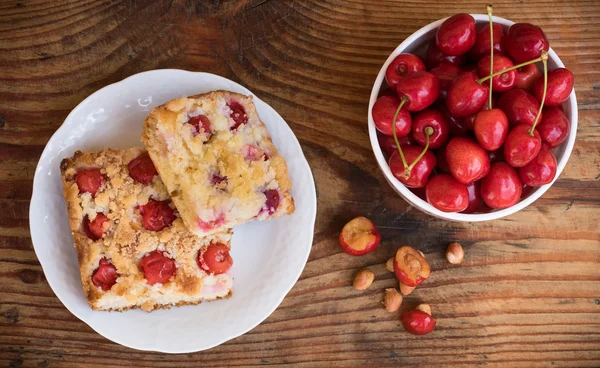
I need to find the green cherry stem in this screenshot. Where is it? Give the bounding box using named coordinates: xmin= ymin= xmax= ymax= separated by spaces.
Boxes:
xmin=404 ymin=126 xmax=434 ymax=179
xmin=529 ymin=50 xmax=549 ymax=136
xmin=392 ymin=96 xmax=410 ymax=171
xmin=487 ymin=4 xmax=494 ymax=110
xmin=477 ymin=54 xmax=544 ymax=84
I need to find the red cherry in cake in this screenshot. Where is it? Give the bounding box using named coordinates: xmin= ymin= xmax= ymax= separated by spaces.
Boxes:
xmin=389 ymin=146 xmax=436 ymax=188
xmin=83 ymin=213 xmax=109 ymax=241
xmin=188 ymin=115 xmax=211 ymax=137
xmin=468 ymin=23 xmax=505 ymax=60
xmin=139 ymin=199 xmax=176 ymax=231
xmin=481 ymin=162 xmax=523 ymax=209
xmin=536 ymin=107 xmax=570 ymax=148
xmin=92 ymin=258 xmax=118 ymax=291
xmin=197 ymin=243 xmax=233 ymax=275
xmin=462 ymin=181 xmax=482 ymax=214
xmin=339 ymin=216 xmax=381 ymax=256
xmin=396 ymin=71 xmax=440 ymax=111
xmin=446 ymin=72 xmax=489 ymax=118
xmin=211 ymin=173 xmax=227 ymax=185
xmin=514 ymin=64 xmax=541 ymax=91
xmin=425 ymin=40 xmax=466 ymax=69
xmin=75 ymin=169 xmax=104 ymax=196
xmin=435 ymin=13 xmax=476 ymax=56
xmin=473 ymin=108 xmax=509 ymax=151
xmin=128 ymin=152 xmax=157 ymax=184
xmin=505 ymin=23 xmax=549 ymax=63
xmin=372 ymin=96 xmax=412 ymax=137
xmin=446 ymin=137 xmax=490 ymax=184
xmin=504 ymin=124 xmax=542 ymax=167
xmin=262 ymin=189 xmax=280 ymax=215
xmin=384 ymin=53 xmax=426 ymax=89
xmin=425 ymin=174 xmax=469 ymax=212
xmin=497 ymin=89 xmax=541 ymax=126
xmin=430 ymin=61 xmax=461 ymax=101
xmin=402 ymin=309 xmax=436 ymax=335
xmin=242 ymin=145 xmax=267 ymax=161
xmin=228 ymin=101 xmax=248 ymax=130
xmin=519 ymin=144 xmax=557 ymax=186
xmin=477 ymin=55 xmax=516 ymax=92
xmin=196 ymin=215 xmax=225 ymax=232
xmin=532 ymin=68 xmax=574 ymax=106
xmin=140 ymin=250 xmax=176 ymax=285
xmin=411 ymin=109 xmax=449 ymax=149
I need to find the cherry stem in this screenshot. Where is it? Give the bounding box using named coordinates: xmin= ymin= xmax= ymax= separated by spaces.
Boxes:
xmin=391 ymin=96 xmax=409 ymax=170
xmin=529 ymin=50 xmax=549 ymax=135
xmin=404 ymin=126 xmax=434 ymax=179
xmin=487 ymin=4 xmax=494 ymax=110
xmin=477 ymin=54 xmax=544 ymax=84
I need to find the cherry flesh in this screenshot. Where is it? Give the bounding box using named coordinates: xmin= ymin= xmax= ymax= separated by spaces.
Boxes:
xmin=481 ymin=162 xmax=523 ymax=209
xmin=389 ymin=146 xmax=436 ymax=188
xmin=519 ymin=144 xmax=557 ymax=186
xmin=504 ymin=124 xmax=542 ymax=167
xmin=426 ymin=39 xmax=466 ymax=69
xmin=462 ymin=181 xmax=482 ymax=214
xmin=477 ymin=55 xmax=516 ymax=92
xmin=426 ymin=174 xmax=469 ymax=212
xmin=532 ymin=68 xmax=574 ymax=106
xmin=497 ymin=89 xmax=541 ymax=126
xmin=536 ymin=107 xmax=570 ymax=148
xmin=469 ymin=23 xmax=505 ymax=60
xmin=372 ymin=96 xmax=412 ymax=137
xmin=385 ymin=53 xmax=426 ymax=90
xmin=436 ymin=13 xmax=476 ymax=56
xmin=505 ymin=23 xmax=549 ymax=63
xmin=397 ymin=71 xmax=440 ymax=111
xmin=514 ymin=63 xmax=541 ymax=91
xmin=446 ymin=72 xmax=489 ymax=118
xmin=412 ymin=109 xmax=450 ymax=149
xmin=473 ymin=108 xmax=509 ymax=151
xmin=446 ymin=137 xmax=490 ymax=184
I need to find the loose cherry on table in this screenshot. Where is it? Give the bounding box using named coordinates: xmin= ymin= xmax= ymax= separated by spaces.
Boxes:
xmin=504 ymin=23 xmax=550 ymax=63
xmin=519 ymin=144 xmax=557 ymax=186
xmin=504 ymin=124 xmax=542 ymax=167
xmin=469 ymin=23 xmax=505 ymax=60
xmin=394 ymin=246 xmax=430 ymax=287
xmin=536 ymin=106 xmax=570 ymax=148
xmin=412 ymin=109 xmax=450 ymax=149
xmin=497 ymin=88 xmax=541 ymax=126
xmin=402 ymin=309 xmax=436 ymax=335
xmin=462 ymin=181 xmax=482 ymax=214
xmin=372 ymin=96 xmax=412 ymax=137
xmin=477 ymin=55 xmax=516 ymax=92
xmin=532 ymin=67 xmax=574 ymax=106
xmin=473 ymin=108 xmax=509 ymax=151
xmin=389 ymin=146 xmax=436 ymax=188
xmin=431 ymin=61 xmax=462 ymax=101
xmin=481 ymin=162 xmax=523 ymax=209
xmin=425 ymin=39 xmax=466 ymax=69
xmin=446 ymin=72 xmax=489 ymax=118
xmin=514 ymin=63 xmax=542 ymax=91
xmin=338 ymin=216 xmax=381 ymax=256
xmin=385 ymin=53 xmax=426 ymax=89
xmin=445 ymin=137 xmax=491 ymax=184
xmin=435 ymin=13 xmax=476 ymax=56
xmin=425 ymin=174 xmax=469 ymax=212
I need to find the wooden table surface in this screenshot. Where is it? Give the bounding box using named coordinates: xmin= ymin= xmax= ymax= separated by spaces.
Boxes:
xmin=1 ymin=0 xmax=599 ymax=367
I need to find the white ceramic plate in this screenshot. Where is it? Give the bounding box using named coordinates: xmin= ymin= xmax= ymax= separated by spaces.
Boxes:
xmin=29 ymin=70 xmax=317 ymax=353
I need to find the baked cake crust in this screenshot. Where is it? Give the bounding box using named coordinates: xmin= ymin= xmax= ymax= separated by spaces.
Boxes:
xmin=142 ymin=90 xmax=294 ymax=236
xmin=60 ymin=147 xmax=233 ymax=312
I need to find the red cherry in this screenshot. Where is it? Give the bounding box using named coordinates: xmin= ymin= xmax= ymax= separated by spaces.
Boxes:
xmin=425 ymin=40 xmax=466 ymax=69
xmin=437 ymin=103 xmax=469 ymax=137
xmin=446 ymin=72 xmax=489 ymax=118
xmin=436 ymin=13 xmax=476 ymax=56
xmin=469 ymin=23 xmax=505 ymax=60
xmin=446 ymin=137 xmax=490 ymax=184
xmin=411 ymin=109 xmax=449 ymax=149
xmin=519 ymin=144 xmax=557 ymax=186
xmin=372 ymin=96 xmax=412 ymax=137
xmin=75 ymin=169 xmax=105 ymax=197
xmin=430 ymin=61 xmax=462 ymax=101
xmin=462 ymin=181 xmax=482 ymax=214
xmin=477 ymin=55 xmax=516 ymax=92
xmin=377 ymin=132 xmax=416 ymax=157
xmin=514 ymin=64 xmax=541 ymax=91
xmin=522 ymin=183 xmax=535 ymax=198
xmin=197 ymin=243 xmax=233 ymax=275
xmin=385 ymin=53 xmax=426 ymax=90
xmin=83 ymin=213 xmax=109 ymax=241
xmin=128 ymin=153 xmax=157 ymax=184
xmin=532 ymin=68 xmax=574 ymax=107
xmin=228 ymin=101 xmax=247 ymax=130
xmin=425 ymin=174 xmax=469 ymax=212
xmin=497 ymin=89 xmax=541 ymax=126
xmin=481 ymin=162 xmax=523 ymax=209
xmin=338 ymin=217 xmax=381 ymax=256
xmin=139 ymin=199 xmax=176 ymax=231
xmin=262 ymin=189 xmax=280 ymax=215
xmin=91 ymin=258 xmax=118 ymax=291
xmin=504 ymin=23 xmax=550 ymax=63
xmin=396 ymin=72 xmax=440 ymax=111
xmin=402 ymin=310 xmax=436 ymax=335
xmin=188 ymin=115 xmax=211 ymax=137
xmin=488 ymin=147 xmax=505 ymax=162
xmin=504 ymin=124 xmax=542 ymax=167
xmin=140 ymin=250 xmax=176 ymax=285
xmin=473 ymin=108 xmax=509 ymax=151
xmin=389 ymin=146 xmax=436 ymax=188
xmin=536 ymin=107 xmax=570 ymax=148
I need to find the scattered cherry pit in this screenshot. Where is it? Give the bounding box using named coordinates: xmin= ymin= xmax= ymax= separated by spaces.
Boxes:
xmin=374 ymin=5 xmax=573 ymax=213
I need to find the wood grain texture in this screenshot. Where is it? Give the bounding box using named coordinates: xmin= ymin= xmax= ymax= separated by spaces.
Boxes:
xmin=1 ymin=0 xmax=599 ymax=366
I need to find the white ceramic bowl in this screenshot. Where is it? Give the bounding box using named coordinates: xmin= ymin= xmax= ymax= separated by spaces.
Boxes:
xmin=368 ymin=14 xmax=577 ymax=222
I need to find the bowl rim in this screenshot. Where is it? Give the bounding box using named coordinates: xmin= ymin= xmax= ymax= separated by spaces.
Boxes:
xmin=368 ymin=14 xmax=578 ymax=222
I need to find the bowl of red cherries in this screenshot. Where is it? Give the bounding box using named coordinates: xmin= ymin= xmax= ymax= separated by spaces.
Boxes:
xmin=368 ymin=6 xmax=576 ymax=221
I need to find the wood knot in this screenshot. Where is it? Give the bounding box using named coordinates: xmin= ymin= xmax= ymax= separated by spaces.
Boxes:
xmin=20 ymin=269 xmax=42 ymax=284
xmin=0 ymin=114 xmax=6 ymax=128
xmin=4 ymin=307 xmax=19 ymax=324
